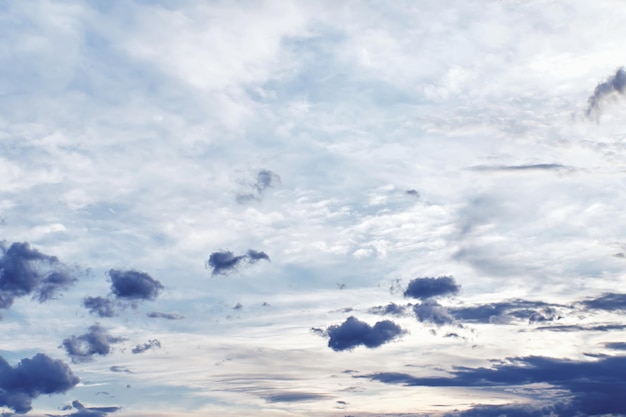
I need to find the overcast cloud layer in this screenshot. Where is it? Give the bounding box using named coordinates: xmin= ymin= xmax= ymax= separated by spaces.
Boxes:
xmin=1 ymin=1 xmax=626 ymax=416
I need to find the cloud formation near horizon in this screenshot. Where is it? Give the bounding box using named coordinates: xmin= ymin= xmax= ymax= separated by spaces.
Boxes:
xmin=0 ymin=241 xmax=76 ymax=310
xmin=0 ymin=353 xmax=79 ymax=414
xmin=207 ymin=249 xmax=270 ymax=275
xmin=325 ymin=316 xmax=405 ymax=351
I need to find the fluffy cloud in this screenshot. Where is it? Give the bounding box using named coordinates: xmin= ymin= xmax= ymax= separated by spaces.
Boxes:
xmin=0 ymin=241 xmax=76 ymax=309
xmin=326 ymin=316 xmax=405 ymax=351
xmin=403 ymin=276 xmax=460 ymax=300
xmin=0 ymin=353 xmax=79 ymax=414
xmin=61 ymin=324 xmax=124 ymax=363
xmin=207 ymin=249 xmax=270 ymax=275
xmin=108 ymin=269 xmax=163 ymax=301
xmin=413 ymin=300 xmax=455 ymax=326
xmin=83 ymin=296 xmax=117 ymax=318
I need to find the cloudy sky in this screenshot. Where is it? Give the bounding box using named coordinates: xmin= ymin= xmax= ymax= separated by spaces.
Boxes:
xmin=1 ymin=1 xmax=626 ymax=416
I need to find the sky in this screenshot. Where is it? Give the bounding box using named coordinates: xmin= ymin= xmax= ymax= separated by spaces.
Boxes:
xmin=1 ymin=0 xmax=626 ymax=416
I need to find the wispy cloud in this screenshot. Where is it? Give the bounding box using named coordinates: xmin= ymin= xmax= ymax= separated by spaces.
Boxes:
xmin=585 ymin=67 xmax=626 ymax=120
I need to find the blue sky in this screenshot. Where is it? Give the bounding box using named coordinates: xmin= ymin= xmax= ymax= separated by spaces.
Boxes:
xmin=1 ymin=1 xmax=626 ymax=416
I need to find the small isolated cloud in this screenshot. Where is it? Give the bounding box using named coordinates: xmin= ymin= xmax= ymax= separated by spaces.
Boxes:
xmin=236 ymin=169 xmax=281 ymax=203
xmin=61 ymin=324 xmax=124 ymax=363
xmin=131 ymin=339 xmax=161 ymax=354
xmin=147 ymin=311 xmax=185 ymax=320
xmin=108 ymin=269 xmax=163 ymax=301
xmin=264 ymin=392 xmax=327 ymax=403
xmin=451 ymin=299 xmax=560 ymax=324
xmin=207 ymin=249 xmax=270 ymax=275
xmin=467 ymin=163 xmax=567 ymax=172
xmin=586 ymin=67 xmax=626 ymax=120
xmin=413 ymin=300 xmax=455 ymax=326
xmin=326 ymin=316 xmax=405 ymax=351
xmin=109 ymin=366 xmax=133 ymax=374
xmin=49 ymin=399 xmax=121 ymax=417
xmin=83 ymin=296 xmax=117 ymax=318
xmin=404 ymin=276 xmax=460 ymax=300
xmin=0 ymin=353 xmax=79 ymax=414
xmin=368 ymin=302 xmax=409 ymax=316
xmin=405 ymin=189 xmax=420 ymax=198
xmin=0 ymin=241 xmax=77 ymax=309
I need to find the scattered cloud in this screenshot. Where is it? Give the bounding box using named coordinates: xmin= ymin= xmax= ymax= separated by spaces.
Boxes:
xmin=61 ymin=324 xmax=124 ymax=363
xmin=586 ymin=67 xmax=626 ymax=120
xmin=264 ymin=392 xmax=328 ymax=403
xmin=109 ymin=366 xmax=133 ymax=374
xmin=236 ymin=169 xmax=281 ymax=203
xmin=131 ymin=339 xmax=161 ymax=354
xmin=467 ymin=163 xmax=568 ymax=172
xmin=403 ymin=276 xmax=460 ymax=300
xmin=368 ymin=302 xmax=409 ymax=316
xmin=405 ymin=189 xmax=420 ymax=198
xmin=146 ymin=312 xmax=185 ymax=320
xmin=413 ymin=300 xmax=455 ymax=326
xmin=207 ymin=249 xmax=270 ymax=275
xmin=48 ymin=400 xmax=121 ymax=417
xmin=108 ymin=269 xmax=163 ymax=301
xmin=83 ymin=296 xmax=117 ymax=318
xmin=362 ymin=355 xmax=626 ymax=416
xmin=0 ymin=241 xmax=76 ymax=309
xmin=450 ymin=300 xmax=560 ymax=324
xmin=0 ymin=353 xmax=79 ymax=414
xmin=325 ymin=316 xmax=405 ymax=351
xmin=581 ymin=292 xmax=626 ymax=312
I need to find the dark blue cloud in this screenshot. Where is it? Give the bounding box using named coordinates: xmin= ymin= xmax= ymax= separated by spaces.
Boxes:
xmin=368 ymin=302 xmax=409 ymax=316
xmin=605 ymin=342 xmax=626 ymax=351
xmin=61 ymin=324 xmax=124 ymax=363
xmin=48 ymin=399 xmax=121 ymax=417
xmin=146 ymin=311 xmax=184 ymax=320
xmin=0 ymin=353 xmax=79 ymax=414
xmin=362 ymin=355 xmax=626 ymax=416
xmin=108 ymin=269 xmax=163 ymax=301
xmin=83 ymin=296 xmax=117 ymax=318
xmin=413 ymin=300 xmax=455 ymax=326
xmin=586 ymin=67 xmax=626 ymax=119
xmin=207 ymin=249 xmax=270 ymax=275
xmin=403 ymin=276 xmax=460 ymax=300
xmin=444 ymin=403 xmax=559 ymax=417
xmin=131 ymin=339 xmax=161 ymax=354
xmin=326 ymin=316 xmax=405 ymax=351
xmin=0 ymin=241 xmax=76 ymax=309
xmin=581 ymin=292 xmax=626 ymax=312
xmin=450 ymin=299 xmax=559 ymax=324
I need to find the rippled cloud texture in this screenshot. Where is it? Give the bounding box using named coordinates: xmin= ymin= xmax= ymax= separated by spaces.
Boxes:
xmin=1 ymin=1 xmax=626 ymax=416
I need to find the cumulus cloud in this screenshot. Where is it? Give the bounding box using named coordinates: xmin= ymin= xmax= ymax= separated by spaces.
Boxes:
xmin=131 ymin=339 xmax=161 ymax=354
xmin=236 ymin=169 xmax=281 ymax=203
xmin=413 ymin=300 xmax=455 ymax=326
xmin=0 ymin=353 xmax=79 ymax=414
xmin=586 ymin=67 xmax=626 ymax=120
xmin=362 ymin=355 xmax=626 ymax=416
xmin=108 ymin=269 xmax=163 ymax=301
xmin=207 ymin=249 xmax=270 ymax=275
xmin=325 ymin=316 xmax=405 ymax=351
xmin=403 ymin=276 xmax=460 ymax=300
xmin=61 ymin=324 xmax=124 ymax=363
xmin=83 ymin=296 xmax=117 ymax=318
xmin=0 ymin=241 xmax=76 ymax=309
xmin=146 ymin=311 xmax=185 ymax=320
